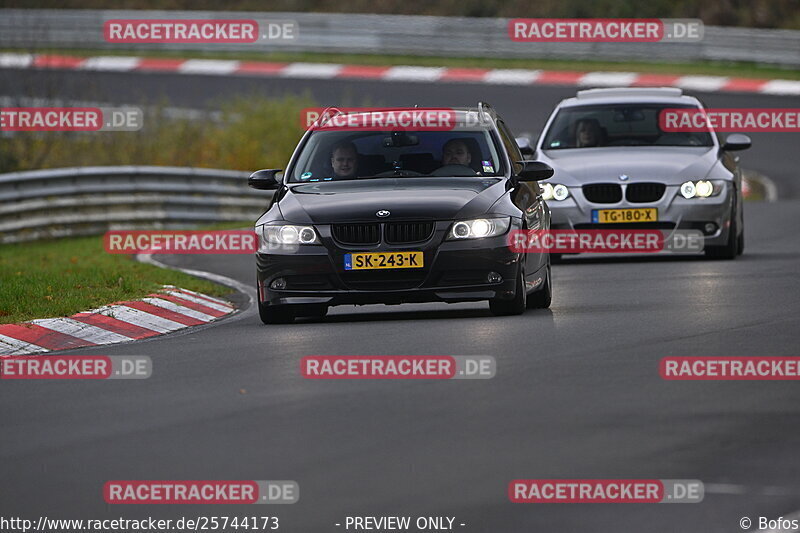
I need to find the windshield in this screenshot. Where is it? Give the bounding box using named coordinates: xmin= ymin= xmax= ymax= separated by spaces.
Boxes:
xmin=542 ymin=103 xmax=714 ymax=149
xmin=289 ymin=130 xmax=505 ymax=182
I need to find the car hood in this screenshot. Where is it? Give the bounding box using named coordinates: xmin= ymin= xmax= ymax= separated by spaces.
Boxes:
xmin=539 ymin=146 xmax=717 ymax=185
xmin=276 ymin=177 xmax=506 ymax=224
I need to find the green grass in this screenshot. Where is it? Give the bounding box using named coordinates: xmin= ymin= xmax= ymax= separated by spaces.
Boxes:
xmin=10 ymin=47 xmax=800 ymax=80
xmin=1 ymin=94 xmax=313 ymax=173
xmin=0 ymin=235 xmax=234 ymax=324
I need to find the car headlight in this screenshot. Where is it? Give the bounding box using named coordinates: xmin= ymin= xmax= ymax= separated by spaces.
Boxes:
xmin=680 ymin=180 xmax=724 ymax=199
xmin=541 ymin=183 xmax=570 ymax=201
xmin=447 ymin=217 xmax=511 ymax=240
xmin=260 ymin=224 xmax=320 ymax=245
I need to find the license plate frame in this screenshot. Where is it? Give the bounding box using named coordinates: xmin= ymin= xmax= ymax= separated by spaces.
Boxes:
xmin=591 ymin=208 xmax=658 ymax=224
xmin=344 ymin=251 xmax=424 ymax=270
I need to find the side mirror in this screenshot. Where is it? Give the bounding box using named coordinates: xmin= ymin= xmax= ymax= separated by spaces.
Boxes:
xmin=516 ymin=136 xmax=536 ymax=158
xmin=516 ymin=161 xmax=554 ymax=181
xmin=721 ymin=133 xmax=751 ymax=152
xmin=248 ymin=169 xmax=283 ymax=190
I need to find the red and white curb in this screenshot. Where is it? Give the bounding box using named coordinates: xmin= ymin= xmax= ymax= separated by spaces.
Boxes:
xmin=1 ymin=53 xmax=799 ymax=95
xmin=0 ymin=285 xmax=234 ymax=356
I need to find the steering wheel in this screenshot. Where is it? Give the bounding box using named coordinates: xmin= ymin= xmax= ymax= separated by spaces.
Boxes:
xmin=373 ymin=170 xmax=423 ymax=177
xmin=430 ymin=165 xmax=478 ymax=177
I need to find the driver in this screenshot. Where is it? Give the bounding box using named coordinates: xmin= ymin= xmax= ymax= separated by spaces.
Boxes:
xmin=441 ymin=139 xmax=472 ymax=167
xmin=331 ymin=141 xmax=359 ymax=178
xmin=574 ymin=118 xmax=602 ymax=148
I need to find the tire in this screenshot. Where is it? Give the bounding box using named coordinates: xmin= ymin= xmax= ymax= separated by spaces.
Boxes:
xmin=489 ymin=264 xmax=526 ymax=316
xmin=526 ymin=263 xmax=552 ymax=309
xmin=258 ymin=301 xmax=295 ymax=324
xmin=705 ymin=214 xmax=738 ymax=260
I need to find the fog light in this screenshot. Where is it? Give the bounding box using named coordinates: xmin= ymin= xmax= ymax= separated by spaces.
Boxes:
xmin=270 ymin=278 xmax=287 ymax=290
xmin=487 ymin=272 xmax=503 ymax=284
xmin=703 ymin=222 xmax=717 ymax=235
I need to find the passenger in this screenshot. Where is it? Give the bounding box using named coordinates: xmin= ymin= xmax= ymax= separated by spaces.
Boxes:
xmin=574 ymin=119 xmax=602 ymax=148
xmin=330 ymin=142 xmax=359 ymax=178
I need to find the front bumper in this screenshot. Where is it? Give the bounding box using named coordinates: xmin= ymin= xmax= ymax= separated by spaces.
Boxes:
xmin=256 ymin=221 xmax=534 ymax=307
xmin=548 ymin=182 xmax=735 ymax=247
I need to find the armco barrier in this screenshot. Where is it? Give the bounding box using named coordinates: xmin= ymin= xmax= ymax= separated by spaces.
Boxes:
xmin=0 ymin=166 xmax=272 ymax=244
xmin=0 ymin=9 xmax=799 ymax=67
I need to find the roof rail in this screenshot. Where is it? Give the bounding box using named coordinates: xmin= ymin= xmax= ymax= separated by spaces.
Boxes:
xmin=315 ymin=106 xmax=345 ymax=127
xmin=576 ymin=87 xmax=683 ymax=99
xmin=477 ymin=101 xmax=497 ymax=121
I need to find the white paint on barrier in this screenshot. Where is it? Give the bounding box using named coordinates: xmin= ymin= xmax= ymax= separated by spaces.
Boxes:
xmin=281 ymin=62 xmax=343 ymax=78
xmin=178 ymin=59 xmax=241 ymax=75
xmin=0 ymin=334 xmax=48 ymax=356
xmin=79 ymin=56 xmax=141 ymax=71
xmin=29 ymin=317 xmax=133 ymax=344
xmin=483 ymin=69 xmax=541 ymax=85
xmin=141 ymin=297 xmax=217 ymax=322
xmin=93 ymin=305 xmax=186 ymax=333
xmin=162 ymin=290 xmax=233 ymax=313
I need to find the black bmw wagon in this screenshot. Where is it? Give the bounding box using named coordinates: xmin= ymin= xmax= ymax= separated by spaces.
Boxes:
xmin=249 ymin=103 xmax=554 ymax=323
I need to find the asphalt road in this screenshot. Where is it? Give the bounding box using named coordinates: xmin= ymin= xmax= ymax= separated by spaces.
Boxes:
xmin=2 ymin=68 xmax=800 ymax=532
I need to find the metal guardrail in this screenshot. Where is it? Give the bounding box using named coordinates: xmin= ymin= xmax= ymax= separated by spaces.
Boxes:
xmin=0 ymin=166 xmax=272 ymax=244
xmin=1 ymin=9 xmax=799 ymax=67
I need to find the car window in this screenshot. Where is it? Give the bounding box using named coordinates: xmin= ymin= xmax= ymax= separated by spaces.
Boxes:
xmin=541 ymin=103 xmax=714 ymax=149
xmin=289 ymin=130 xmax=505 ymax=182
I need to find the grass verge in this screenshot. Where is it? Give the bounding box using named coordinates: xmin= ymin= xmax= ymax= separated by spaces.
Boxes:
xmin=0 ymin=235 xmax=234 ymax=324
xmin=8 ymin=47 xmax=800 ymax=80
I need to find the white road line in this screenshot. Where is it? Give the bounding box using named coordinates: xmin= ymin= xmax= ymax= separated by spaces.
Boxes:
xmin=142 ymin=298 xmax=217 ymax=322
xmin=579 ymin=71 xmax=639 ymax=87
xmin=281 ymin=62 xmax=343 ymax=78
xmin=675 ymin=75 xmax=730 ymax=92
xmin=29 ymin=318 xmax=132 ymax=344
xmin=79 ymin=56 xmax=141 ymax=71
xmin=483 ymin=69 xmax=541 ymax=85
xmin=94 ymin=305 xmax=186 ymax=333
xmin=0 ymin=334 xmax=49 ymax=356
xmin=383 ymin=66 xmax=446 ymax=82
xmin=162 ymin=290 xmax=233 ymax=313
xmin=178 ymin=59 xmax=240 ymax=75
